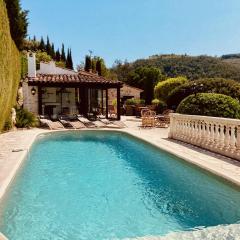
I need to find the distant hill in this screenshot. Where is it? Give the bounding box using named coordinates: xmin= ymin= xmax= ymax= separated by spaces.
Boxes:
xmin=221 ymin=54 xmax=240 ymax=70
xmin=112 ymin=54 xmax=240 ymax=84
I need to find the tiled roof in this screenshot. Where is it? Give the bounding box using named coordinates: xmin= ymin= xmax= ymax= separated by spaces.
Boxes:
xmin=24 ymin=71 xmax=122 ymax=86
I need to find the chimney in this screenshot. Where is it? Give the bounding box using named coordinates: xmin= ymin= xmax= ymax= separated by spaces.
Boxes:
xmin=27 ymin=52 xmax=36 ymax=77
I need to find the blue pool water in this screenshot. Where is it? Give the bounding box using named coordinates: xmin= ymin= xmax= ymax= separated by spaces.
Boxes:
xmin=0 ymin=131 xmax=240 ymax=240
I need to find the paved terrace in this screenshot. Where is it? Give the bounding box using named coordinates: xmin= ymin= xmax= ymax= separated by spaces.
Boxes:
xmin=0 ymin=116 xmax=240 ymax=239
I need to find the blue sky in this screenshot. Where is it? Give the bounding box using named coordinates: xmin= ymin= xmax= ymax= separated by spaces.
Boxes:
xmin=21 ymin=0 xmax=240 ymax=67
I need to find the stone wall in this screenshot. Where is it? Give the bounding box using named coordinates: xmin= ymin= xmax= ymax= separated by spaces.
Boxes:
xmin=22 ymin=82 xmax=39 ymax=115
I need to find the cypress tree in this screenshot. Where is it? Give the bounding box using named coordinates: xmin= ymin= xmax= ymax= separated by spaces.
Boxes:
xmin=46 ymin=36 xmax=51 ymax=55
xmin=55 ymin=49 xmax=61 ymax=62
xmin=66 ymin=48 xmax=70 ymax=68
xmin=51 ymin=43 xmax=55 ymax=59
xmin=39 ymin=37 xmax=45 ymax=51
xmin=61 ymin=44 xmax=66 ymax=62
xmin=33 ymin=35 xmax=36 ymax=42
xmin=84 ymin=55 xmax=92 ymax=72
xmin=4 ymin=0 xmax=28 ymax=49
xmin=96 ymin=59 xmax=102 ymax=76
xmin=69 ymin=49 xmax=73 ymax=70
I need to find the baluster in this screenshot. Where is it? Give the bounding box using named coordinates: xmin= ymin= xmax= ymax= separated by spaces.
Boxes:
xmin=204 ymin=121 xmax=211 ymax=148
xmin=214 ymin=124 xmax=221 ymax=149
xmin=224 ymin=125 xmax=231 ymax=151
xmin=236 ymin=125 xmax=240 ymax=156
xmin=209 ymin=122 xmax=215 ymax=148
xmin=229 ymin=125 xmax=236 ymax=152
xmin=218 ymin=124 xmax=225 ymax=149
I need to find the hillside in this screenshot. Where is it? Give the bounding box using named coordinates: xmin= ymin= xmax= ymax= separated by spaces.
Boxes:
xmin=0 ymin=0 xmax=20 ymax=131
xmin=112 ymin=54 xmax=240 ymax=84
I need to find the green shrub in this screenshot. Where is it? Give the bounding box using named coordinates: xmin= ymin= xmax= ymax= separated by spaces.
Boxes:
xmin=177 ymin=93 xmax=240 ymax=119
xmin=125 ymin=98 xmax=145 ymax=105
xmin=167 ymin=78 xmax=240 ymax=109
xmin=0 ymin=0 xmax=20 ymax=131
xmin=154 ymin=76 xmax=188 ymax=101
xmin=15 ymin=108 xmax=38 ymax=128
xmin=3 ymin=115 xmax=13 ymax=131
xmin=152 ymin=99 xmax=167 ymax=113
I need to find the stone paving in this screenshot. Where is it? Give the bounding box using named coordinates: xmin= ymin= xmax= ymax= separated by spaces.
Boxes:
xmin=0 ymin=116 xmax=240 ymax=239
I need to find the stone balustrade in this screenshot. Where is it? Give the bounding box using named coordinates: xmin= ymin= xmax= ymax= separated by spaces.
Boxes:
xmin=168 ymin=113 xmax=240 ymax=161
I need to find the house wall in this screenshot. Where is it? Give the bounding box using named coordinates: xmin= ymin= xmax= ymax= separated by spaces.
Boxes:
xmin=108 ymin=84 xmax=143 ymax=105
xmin=22 ymin=82 xmax=38 ymax=114
xmin=37 ymin=62 xmax=78 ymax=75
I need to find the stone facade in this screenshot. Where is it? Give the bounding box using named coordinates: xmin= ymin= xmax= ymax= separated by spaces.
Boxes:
xmin=22 ymin=82 xmax=39 ymax=115
xmin=108 ymin=84 xmax=143 ymax=105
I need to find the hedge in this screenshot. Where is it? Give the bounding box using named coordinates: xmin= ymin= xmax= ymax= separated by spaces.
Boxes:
xmin=154 ymin=76 xmax=188 ymax=101
xmin=0 ymin=0 xmax=20 ymax=131
xmin=177 ymin=93 xmax=240 ymax=119
xmin=167 ymin=78 xmax=240 ymax=109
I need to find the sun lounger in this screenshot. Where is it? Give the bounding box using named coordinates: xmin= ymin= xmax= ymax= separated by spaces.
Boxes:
xmin=59 ymin=116 xmax=86 ymax=129
xmin=76 ymin=115 xmax=97 ymax=128
xmin=98 ymin=118 xmax=125 ymax=128
xmin=39 ymin=116 xmax=64 ymax=130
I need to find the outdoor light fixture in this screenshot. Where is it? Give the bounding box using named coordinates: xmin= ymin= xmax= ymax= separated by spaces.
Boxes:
xmin=31 ymin=87 xmax=36 ymax=96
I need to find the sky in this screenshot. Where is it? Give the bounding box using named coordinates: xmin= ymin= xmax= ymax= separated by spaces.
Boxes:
xmin=21 ymin=0 xmax=240 ymax=67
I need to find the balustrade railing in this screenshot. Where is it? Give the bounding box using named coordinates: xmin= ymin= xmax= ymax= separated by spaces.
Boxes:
xmin=168 ymin=113 xmax=240 ymax=161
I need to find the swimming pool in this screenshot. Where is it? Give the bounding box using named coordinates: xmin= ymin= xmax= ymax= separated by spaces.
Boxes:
xmin=0 ymin=131 xmax=239 ymax=240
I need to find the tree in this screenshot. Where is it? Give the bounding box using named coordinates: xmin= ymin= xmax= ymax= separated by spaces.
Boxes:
xmin=55 ymin=49 xmax=61 ymax=62
xmin=4 ymin=0 xmax=28 ymax=49
xmin=84 ymin=55 xmax=92 ymax=72
xmin=39 ymin=37 xmax=45 ymax=51
xmin=50 ymin=43 xmax=55 ymax=59
xmin=61 ymin=44 xmax=66 ymax=62
xmin=66 ymin=48 xmax=73 ymax=69
xmin=46 ymin=36 xmax=51 ymax=55
xmin=126 ymin=67 xmax=164 ymax=104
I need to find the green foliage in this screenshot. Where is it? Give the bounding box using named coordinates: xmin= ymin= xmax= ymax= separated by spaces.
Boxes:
xmin=152 ymin=99 xmax=167 ymax=113
xmin=127 ymin=67 xmax=164 ymax=104
xmin=15 ymin=108 xmax=38 ymax=128
xmin=167 ymin=78 xmax=240 ymax=109
xmin=84 ymin=55 xmax=92 ymax=72
xmin=3 ymin=115 xmax=12 ymax=131
xmin=3 ymin=0 xmax=28 ymax=49
xmin=66 ymin=48 xmax=73 ymax=70
xmin=36 ymin=50 xmax=52 ymax=63
xmin=177 ymin=93 xmax=240 ymax=119
xmin=0 ymin=0 xmax=20 ymax=131
xmin=111 ymin=54 xmax=240 ymax=83
xmin=61 ymin=44 xmax=66 ymax=62
xmin=125 ymin=98 xmax=145 ymax=105
xmin=154 ymin=76 xmax=188 ymax=101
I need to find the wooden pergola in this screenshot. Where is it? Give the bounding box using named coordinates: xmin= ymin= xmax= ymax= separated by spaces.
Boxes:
xmin=25 ymin=73 xmax=123 ymax=120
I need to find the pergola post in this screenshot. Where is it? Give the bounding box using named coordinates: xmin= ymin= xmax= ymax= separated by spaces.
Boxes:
xmin=106 ymin=89 xmax=108 ymax=119
xmin=38 ymin=86 xmax=42 ymax=115
xmin=117 ymin=87 xmax=121 ymax=120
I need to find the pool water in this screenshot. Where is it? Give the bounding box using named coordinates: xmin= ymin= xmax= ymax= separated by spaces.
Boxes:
xmin=0 ymin=131 xmax=240 ymax=240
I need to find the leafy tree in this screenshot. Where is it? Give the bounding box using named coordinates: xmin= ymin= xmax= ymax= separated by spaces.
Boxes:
xmin=111 ymin=54 xmax=240 ymax=83
xmin=36 ymin=51 xmax=52 ymax=64
xmin=84 ymin=55 xmax=92 ymax=72
xmin=167 ymin=78 xmax=240 ymax=109
xmin=154 ymin=76 xmax=188 ymax=101
xmin=127 ymin=67 xmax=163 ymax=104
xmin=4 ymin=0 xmax=28 ymax=49
xmin=177 ymin=93 xmax=240 ymax=119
